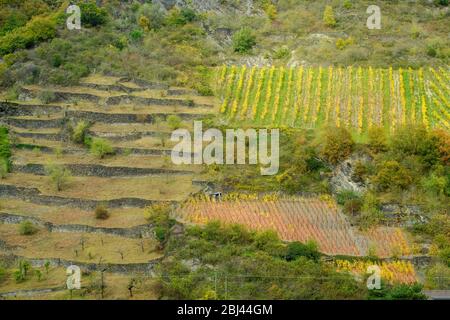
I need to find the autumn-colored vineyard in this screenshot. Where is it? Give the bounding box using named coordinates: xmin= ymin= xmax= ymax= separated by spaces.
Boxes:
xmin=179 ymin=197 xmax=410 ymax=258
xmin=217 ymin=65 xmax=450 ymax=133
xmin=335 ymin=259 xmax=417 ymax=284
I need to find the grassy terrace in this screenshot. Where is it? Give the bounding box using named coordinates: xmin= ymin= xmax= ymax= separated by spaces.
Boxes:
xmin=12 ymin=149 xmax=199 ymax=172
xmin=90 ymin=122 xmax=191 ymax=134
xmin=0 ymin=173 xmax=200 ymax=201
xmin=20 ymin=84 xmax=216 ymax=107
xmin=0 ymin=266 xmax=159 ymax=299
xmin=0 ymin=199 xmax=148 ymax=228
xmin=9 ymin=127 xmax=61 ymax=134
xmin=23 ymin=84 xmax=124 ymax=98
xmin=14 ymin=137 xmax=80 ymax=150
xmin=0 ymin=224 xmax=162 ymax=264
xmin=80 ymin=74 xmax=123 ymax=86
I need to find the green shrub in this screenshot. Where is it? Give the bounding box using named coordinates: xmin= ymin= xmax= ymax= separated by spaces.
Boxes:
xmin=95 ymin=205 xmax=110 ymax=220
xmin=165 ymin=7 xmax=197 ymax=26
xmin=0 ymin=126 xmax=11 ymax=171
xmin=336 ymin=190 xmax=360 ymax=205
xmin=90 ymin=138 xmax=114 ymax=159
xmin=368 ymin=127 xmax=388 ymax=153
xmin=71 ymin=120 xmax=89 ymax=144
xmin=37 ymin=90 xmax=56 ymax=104
xmin=286 ymin=241 xmax=320 ymax=261
xmin=336 ymin=37 xmax=354 ymax=50
xmin=0 ymin=15 xmax=57 ymax=56
xmin=373 ymin=161 xmax=413 ymax=191
xmin=368 ymin=282 xmax=426 ymax=300
xmin=5 ymin=84 xmax=20 ymax=100
xmin=232 ymin=27 xmax=256 ymax=54
xmin=358 ymin=192 xmax=382 ymax=229
xmin=130 ymin=29 xmax=143 ymax=41
xmin=343 ymin=198 xmax=363 ymax=216
xmin=167 ymin=115 xmax=182 ymax=130
xmin=0 ymin=266 xmax=6 ymax=283
xmin=320 ymin=127 xmax=354 ymax=164
xmin=425 ymin=263 xmax=450 ymax=289
xmin=19 ymin=220 xmax=38 ymax=235
xmin=343 ymin=0 xmax=352 ymax=9
xmin=79 ymin=2 xmax=108 ymax=27
xmin=0 ymin=158 xmax=8 ymax=179
xmin=144 ymin=203 xmax=175 ymax=245
xmin=323 ymin=5 xmax=336 ymax=27
xmin=45 ymin=163 xmax=72 ymax=191
xmin=137 ymin=3 xmax=166 ymax=30
xmin=273 ymin=46 xmax=290 ymax=59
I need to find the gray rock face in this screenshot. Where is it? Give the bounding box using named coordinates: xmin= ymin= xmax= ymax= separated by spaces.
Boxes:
xmin=329 ymin=155 xmax=370 ymax=194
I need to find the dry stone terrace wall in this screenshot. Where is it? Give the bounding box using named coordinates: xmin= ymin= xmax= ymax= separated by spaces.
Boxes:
xmin=0 ymin=184 xmax=173 ymax=210
xmin=18 ymin=87 xmax=212 ymax=108
xmin=66 ymin=110 xmax=205 ymax=123
xmin=88 ymin=130 xmax=169 ymax=142
xmin=13 ymin=131 xmax=61 ymax=141
xmin=12 ymin=163 xmax=194 ymax=177
xmin=0 ymin=254 xmax=162 ymax=274
xmin=0 ymin=212 xmax=155 ymax=238
xmin=4 ymin=117 xmax=64 ymax=129
xmin=0 ymin=79 xmax=214 ymax=295
xmin=19 ymin=87 xmax=103 ymax=104
xmin=0 ymin=102 xmax=63 ymax=116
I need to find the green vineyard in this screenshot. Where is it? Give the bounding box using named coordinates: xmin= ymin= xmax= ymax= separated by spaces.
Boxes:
xmin=217 ymin=65 xmax=450 ymax=133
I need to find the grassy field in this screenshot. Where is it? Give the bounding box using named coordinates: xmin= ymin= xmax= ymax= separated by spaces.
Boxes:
xmin=0 ymin=199 xmax=148 ymax=228
xmin=0 ymin=266 xmax=159 ymax=300
xmin=0 ymin=224 xmax=162 ymax=264
xmin=0 ymin=172 xmax=200 ymax=201
xmin=217 ymin=65 xmax=449 ymax=134
xmin=12 ymin=149 xmax=198 ymax=172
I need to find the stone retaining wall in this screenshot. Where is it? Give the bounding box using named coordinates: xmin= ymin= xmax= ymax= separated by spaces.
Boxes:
xmin=12 ymin=163 xmax=193 ymax=177
xmin=0 ymin=184 xmax=172 ymax=209
xmin=0 ymin=212 xmax=155 ymax=238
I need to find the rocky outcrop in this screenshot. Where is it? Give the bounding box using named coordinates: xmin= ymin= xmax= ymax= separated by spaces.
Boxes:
xmin=329 ymin=154 xmax=370 ymax=194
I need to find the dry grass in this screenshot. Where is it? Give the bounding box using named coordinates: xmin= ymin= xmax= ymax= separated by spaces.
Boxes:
xmin=8 ymin=114 xmax=63 ymax=120
xmin=91 ymin=122 xmax=189 ymax=133
xmin=0 ymin=199 xmax=148 ymax=228
xmin=111 ymin=136 xmax=175 ymax=149
xmin=119 ymin=81 xmax=142 ymax=89
xmin=80 ymin=75 xmax=122 ymax=86
xmin=12 ymin=149 xmax=198 ymax=172
xmin=0 ymin=265 xmax=67 ymax=294
xmin=0 ymin=172 xmax=200 ymax=201
xmin=9 ymin=127 xmax=61 ymax=134
xmin=1 ymin=267 xmax=160 ymax=300
xmin=23 ymin=85 xmax=124 ymax=98
xmin=15 ymin=137 xmax=75 ymax=149
xmin=0 ymin=224 xmax=162 ymax=264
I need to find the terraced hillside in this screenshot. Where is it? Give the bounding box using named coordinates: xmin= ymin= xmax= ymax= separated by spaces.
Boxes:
xmin=218 ymin=65 xmax=450 ymax=133
xmin=179 ymin=197 xmax=411 ymax=258
xmin=0 ymin=75 xmax=215 ymax=298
